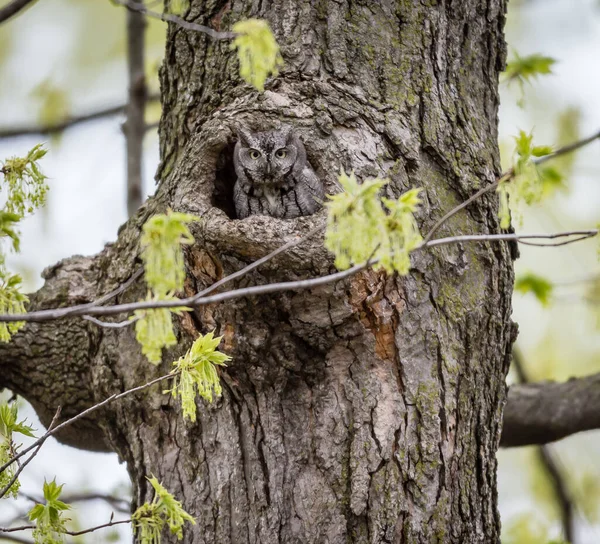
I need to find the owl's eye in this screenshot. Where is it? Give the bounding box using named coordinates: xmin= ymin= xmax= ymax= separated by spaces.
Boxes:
xmin=249 ymin=149 xmax=261 ymax=160
xmin=275 ymin=148 xmax=287 ymax=159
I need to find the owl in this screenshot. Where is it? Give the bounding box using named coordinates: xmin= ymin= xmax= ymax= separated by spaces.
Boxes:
xmin=233 ymin=125 xmax=324 ymax=219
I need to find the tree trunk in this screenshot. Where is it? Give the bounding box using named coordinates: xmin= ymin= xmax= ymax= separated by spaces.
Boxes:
xmin=0 ymin=0 xmax=515 ymax=542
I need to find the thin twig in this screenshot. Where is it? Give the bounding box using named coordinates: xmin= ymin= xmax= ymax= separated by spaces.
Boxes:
xmin=422 ymin=171 xmax=510 ymax=244
xmin=190 ymin=223 xmax=326 ymax=302
xmin=0 ymin=519 xmax=131 ymax=537
xmin=17 ymin=491 xmax=130 ymax=515
xmin=0 ymin=96 xmax=160 ymax=139
xmin=0 ymin=230 xmax=596 ymax=324
xmin=0 ymin=526 xmax=35 ymax=533
xmin=0 ymin=533 xmax=36 ymax=543
xmin=422 ymin=129 xmax=600 ymax=244
xmin=0 ymin=407 xmax=62 ymax=499
xmin=0 ymin=0 xmax=37 ymax=24
xmin=66 ymin=518 xmax=131 ymax=537
xmin=424 ymin=230 xmax=598 ymax=248
xmin=112 ymin=0 xmax=236 ymax=39
xmin=0 ymin=373 xmax=175 ymax=476
xmin=125 ymin=5 xmax=147 ymax=217
xmin=517 ymin=235 xmax=594 ymax=247
xmin=82 ymin=315 xmax=139 ymax=328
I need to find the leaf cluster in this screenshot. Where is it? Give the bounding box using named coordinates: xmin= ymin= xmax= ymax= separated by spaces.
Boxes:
xmin=0 ymin=403 xmax=36 ymax=499
xmin=166 ymin=332 xmax=231 ymax=421
xmin=498 ymin=131 xmax=557 ymax=229
xmin=28 ymin=479 xmax=71 ymax=544
xmin=503 ymin=52 xmax=556 ymax=106
xmin=504 ymin=52 xmax=556 ymax=85
xmin=140 ymin=211 xmax=197 ymax=297
xmin=231 ymin=19 xmax=283 ymax=91
xmin=132 ymin=476 xmax=195 ymax=544
xmin=325 ymin=171 xmax=422 ymax=275
xmin=0 ymin=144 xmax=49 ymax=342
xmin=136 ymin=211 xmax=198 ymax=363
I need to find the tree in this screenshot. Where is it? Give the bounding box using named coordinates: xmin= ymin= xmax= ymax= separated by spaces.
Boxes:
xmin=0 ymin=0 xmax=599 ymax=543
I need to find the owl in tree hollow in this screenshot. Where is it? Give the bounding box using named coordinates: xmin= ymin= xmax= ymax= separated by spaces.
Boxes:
xmin=233 ymin=125 xmax=324 ymax=219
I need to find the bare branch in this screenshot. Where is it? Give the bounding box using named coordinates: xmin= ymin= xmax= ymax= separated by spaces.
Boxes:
xmin=0 ymin=533 xmax=36 ymax=544
xmin=0 ymin=373 xmax=175 ymax=476
xmin=82 ymin=315 xmax=138 ymax=328
xmin=124 ymin=6 xmax=147 ymax=216
xmin=422 ymin=129 xmax=600 ymax=244
xmin=112 ymin=0 xmax=235 ymax=39
xmin=0 ymin=519 xmax=131 ymax=537
xmin=501 ymin=370 xmax=600 ymax=447
xmin=0 ymin=0 xmax=37 ymax=24
xmin=66 ymin=518 xmax=131 ymax=537
xmin=0 ymin=229 xmax=595 ymax=324
xmin=0 ymin=96 xmax=160 ymax=139
xmin=189 ymin=223 xmax=326 ymax=302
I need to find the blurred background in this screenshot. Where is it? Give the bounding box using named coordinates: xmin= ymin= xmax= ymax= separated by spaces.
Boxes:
xmin=0 ymin=0 xmax=599 ymax=542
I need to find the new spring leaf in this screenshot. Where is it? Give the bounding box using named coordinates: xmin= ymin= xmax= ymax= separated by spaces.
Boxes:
xmin=28 ymin=479 xmax=71 ymax=544
xmin=498 ymin=131 xmax=555 ymax=229
xmin=231 ymin=19 xmax=283 ymax=91
xmin=0 ymin=274 xmax=28 ymax=343
xmin=325 ymin=171 xmax=423 ymax=275
xmin=132 ymin=476 xmax=195 ymax=544
xmin=166 ymin=332 xmax=231 ymax=422
xmin=140 ymin=211 xmax=198 ymax=297
xmin=0 ymin=403 xmax=36 ymax=499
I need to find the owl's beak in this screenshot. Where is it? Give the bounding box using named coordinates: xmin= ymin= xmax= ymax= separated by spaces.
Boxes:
xmin=266 ymin=162 xmax=271 ymax=175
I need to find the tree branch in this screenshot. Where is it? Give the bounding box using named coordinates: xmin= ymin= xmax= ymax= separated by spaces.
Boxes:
xmin=501 ymin=370 xmax=600 ymax=447
xmin=112 ymin=0 xmax=235 ymax=39
xmin=0 ymin=518 xmax=131 ymax=537
xmin=0 ymin=229 xmax=595 ymax=324
xmin=124 ymin=5 xmax=147 ymax=217
xmin=0 ymin=372 xmax=175 ymax=475
xmin=0 ymin=96 xmax=160 ymax=139
xmin=0 ymin=0 xmax=37 ymax=24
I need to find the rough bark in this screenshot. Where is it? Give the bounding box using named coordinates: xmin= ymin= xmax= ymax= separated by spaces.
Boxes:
xmin=0 ymin=1 xmax=516 ymax=542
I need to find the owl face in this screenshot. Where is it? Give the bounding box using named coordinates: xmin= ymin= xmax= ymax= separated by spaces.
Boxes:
xmin=234 ymin=126 xmax=299 ymax=186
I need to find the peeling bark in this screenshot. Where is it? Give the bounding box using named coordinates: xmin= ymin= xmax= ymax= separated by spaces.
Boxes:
xmin=0 ymin=1 xmax=516 ymax=542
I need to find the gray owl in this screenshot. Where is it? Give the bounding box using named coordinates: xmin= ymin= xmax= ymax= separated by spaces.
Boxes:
xmin=233 ymin=125 xmax=324 ymax=219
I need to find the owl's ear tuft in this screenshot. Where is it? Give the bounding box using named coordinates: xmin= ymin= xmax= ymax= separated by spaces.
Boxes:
xmin=279 ymin=125 xmax=294 ymax=144
xmin=236 ymin=125 xmax=254 ymax=147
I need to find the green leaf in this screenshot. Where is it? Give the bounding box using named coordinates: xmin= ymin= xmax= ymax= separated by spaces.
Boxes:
xmin=167 ymin=332 xmax=231 ymax=421
xmin=167 ymin=0 xmax=189 ymax=15
xmin=140 ymin=211 xmax=199 ymax=297
xmin=515 ymin=273 xmax=553 ymax=306
xmin=132 ymin=476 xmax=195 ymax=544
xmin=28 ymin=479 xmax=70 ymax=544
xmin=134 ymin=302 xmax=191 ymax=365
xmin=497 ymin=130 xmax=556 ymax=228
xmin=504 ymin=53 xmax=556 ymax=84
xmin=1 ymin=143 xmax=49 ymax=220
xmin=531 ymin=145 xmax=553 ymax=157
xmin=31 ymin=79 xmax=70 ymax=129
xmin=231 ymin=19 xmax=283 ymax=91
xmin=324 ymin=171 xmax=422 ymax=275
xmin=0 ymin=273 xmax=29 ymax=343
